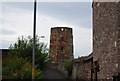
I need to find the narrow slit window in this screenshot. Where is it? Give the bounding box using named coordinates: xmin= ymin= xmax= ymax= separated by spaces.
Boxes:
xmin=61 ymin=47 xmax=64 ymax=50
xmin=61 ymin=37 xmax=64 ymax=41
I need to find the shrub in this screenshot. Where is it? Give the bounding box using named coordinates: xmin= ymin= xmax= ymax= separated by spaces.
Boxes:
xmin=64 ymin=60 xmax=73 ymax=77
xmin=2 ymin=35 xmax=51 ymax=79
xmin=77 ymin=56 xmax=87 ymax=61
xmin=9 ymin=35 xmax=50 ymax=70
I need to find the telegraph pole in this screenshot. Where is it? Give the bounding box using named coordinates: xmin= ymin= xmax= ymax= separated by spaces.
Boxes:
xmin=32 ymin=0 xmax=37 ymax=80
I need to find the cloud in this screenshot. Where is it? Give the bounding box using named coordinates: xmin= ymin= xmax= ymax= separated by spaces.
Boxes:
xmin=1 ymin=2 xmax=92 ymax=57
xmin=2 ymin=2 xmax=33 ymax=12
xmin=0 ymin=39 xmax=14 ymax=49
xmin=36 ymin=14 xmax=93 ymax=57
xmin=0 ymin=29 xmax=16 ymax=35
xmin=1 ymin=6 xmax=33 ymax=36
xmin=73 ymin=26 xmax=92 ymax=58
xmin=2 ymin=0 xmax=93 ymax=2
xmin=3 ymin=2 xmax=92 ymax=28
xmin=37 ymin=2 xmax=92 ymax=28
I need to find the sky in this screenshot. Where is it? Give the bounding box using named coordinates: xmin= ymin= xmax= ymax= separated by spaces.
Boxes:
xmin=0 ymin=2 xmax=93 ymax=58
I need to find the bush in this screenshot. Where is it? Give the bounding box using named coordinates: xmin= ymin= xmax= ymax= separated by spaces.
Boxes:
xmin=64 ymin=60 xmax=73 ymax=77
xmin=2 ymin=55 xmax=44 ymax=79
xmin=77 ymin=56 xmax=87 ymax=61
xmin=9 ymin=35 xmax=50 ymax=70
xmin=2 ymin=35 xmax=51 ymax=79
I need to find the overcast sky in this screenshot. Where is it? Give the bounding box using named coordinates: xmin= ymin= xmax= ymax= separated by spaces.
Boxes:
xmin=0 ymin=2 xmax=93 ymax=58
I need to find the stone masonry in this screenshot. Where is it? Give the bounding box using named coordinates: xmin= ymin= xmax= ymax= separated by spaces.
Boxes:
xmin=93 ymin=2 xmax=120 ymax=80
xmin=72 ymin=60 xmax=92 ymax=80
xmin=118 ymin=1 xmax=120 ymax=75
xmin=72 ymin=53 xmax=93 ymax=80
xmin=72 ymin=2 xmax=120 ymax=81
xmin=49 ymin=27 xmax=74 ymax=77
xmin=50 ymin=27 xmax=73 ymax=63
xmin=49 ymin=2 xmax=120 ymax=80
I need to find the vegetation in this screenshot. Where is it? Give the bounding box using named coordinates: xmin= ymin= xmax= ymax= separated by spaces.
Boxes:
xmin=77 ymin=56 xmax=87 ymax=61
xmin=64 ymin=60 xmax=73 ymax=78
xmin=2 ymin=35 xmax=51 ymax=79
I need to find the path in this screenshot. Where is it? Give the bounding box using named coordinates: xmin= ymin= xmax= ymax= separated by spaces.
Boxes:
xmin=44 ymin=69 xmax=68 ymax=79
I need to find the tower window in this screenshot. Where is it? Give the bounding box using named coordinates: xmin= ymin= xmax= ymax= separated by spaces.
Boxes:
xmin=61 ymin=47 xmax=64 ymax=50
xmin=61 ymin=37 xmax=64 ymax=41
xmin=61 ymin=28 xmax=64 ymax=31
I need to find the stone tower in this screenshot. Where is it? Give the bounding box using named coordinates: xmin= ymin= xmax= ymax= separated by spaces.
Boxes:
xmin=93 ymin=2 xmax=120 ymax=79
xmin=50 ymin=27 xmax=73 ymax=63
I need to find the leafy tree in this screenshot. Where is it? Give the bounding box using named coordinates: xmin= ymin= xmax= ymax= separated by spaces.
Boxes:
xmin=9 ymin=35 xmax=50 ymax=70
xmin=2 ymin=35 xmax=51 ymax=79
xmin=2 ymin=55 xmax=44 ymax=79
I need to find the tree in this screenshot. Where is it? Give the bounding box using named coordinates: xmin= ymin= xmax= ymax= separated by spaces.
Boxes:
xmin=9 ymin=35 xmax=50 ymax=70
xmin=2 ymin=55 xmax=44 ymax=79
xmin=2 ymin=35 xmax=50 ymax=79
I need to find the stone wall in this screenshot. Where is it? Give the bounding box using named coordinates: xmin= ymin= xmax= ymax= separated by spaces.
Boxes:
xmin=48 ymin=2 xmax=120 ymax=80
xmin=93 ymin=2 xmax=120 ymax=79
xmin=118 ymin=1 xmax=120 ymax=74
xmin=61 ymin=2 xmax=120 ymax=80
xmin=72 ymin=59 xmax=92 ymax=80
xmin=50 ymin=27 xmax=73 ymax=63
xmin=49 ymin=27 xmax=74 ymax=78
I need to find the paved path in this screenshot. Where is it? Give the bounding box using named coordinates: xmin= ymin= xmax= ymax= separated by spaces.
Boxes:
xmin=44 ymin=69 xmax=68 ymax=79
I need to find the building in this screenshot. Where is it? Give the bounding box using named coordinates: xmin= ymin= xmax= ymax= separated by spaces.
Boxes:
xmin=93 ymin=2 xmax=120 ymax=80
xmin=49 ymin=27 xmax=74 ymax=63
xmin=0 ymin=49 xmax=10 ymax=58
xmin=72 ymin=2 xmax=120 ymax=81
xmin=49 ymin=2 xmax=120 ymax=80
